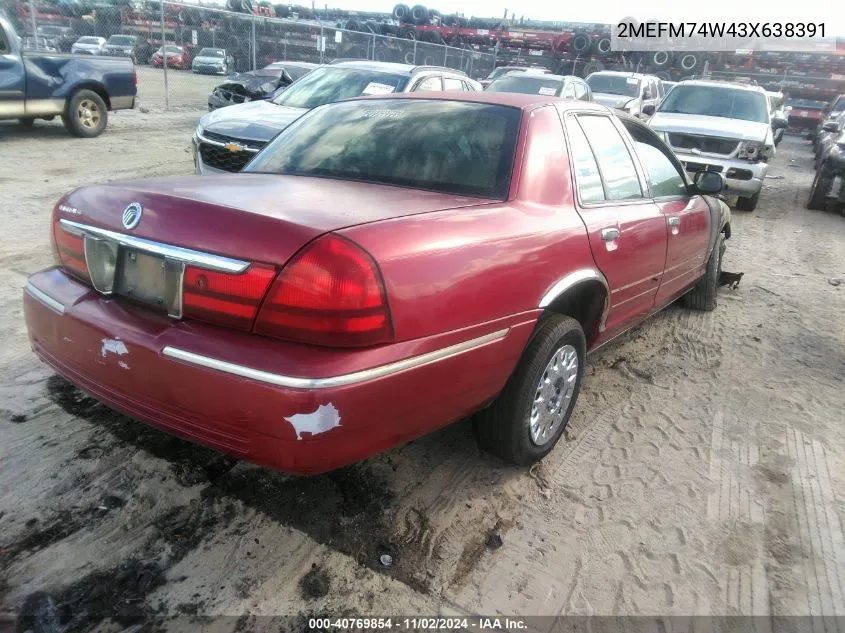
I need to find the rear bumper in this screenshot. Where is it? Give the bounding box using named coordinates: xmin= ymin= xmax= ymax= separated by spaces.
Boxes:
xmin=111 ymin=95 xmax=136 ymax=110
xmin=23 ymin=268 xmax=531 ymax=475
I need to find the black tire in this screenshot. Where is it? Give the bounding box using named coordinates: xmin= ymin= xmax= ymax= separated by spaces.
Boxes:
xmin=401 ymin=26 xmax=417 ymax=39
xmin=473 ymin=314 xmax=586 ymax=466
xmin=592 ymin=35 xmax=612 ymax=56
xmin=392 ymin=3 xmax=410 ymax=21
xmin=683 ymin=231 xmax=725 ymax=311
xmin=735 ymin=191 xmax=760 ymax=211
xmin=807 ymin=167 xmax=834 ymax=210
xmin=18 ymin=117 xmax=36 ymax=127
xmin=62 ymin=89 xmax=108 ymax=138
xmin=651 ymin=50 xmax=673 ymax=68
xmin=410 ymin=4 xmax=428 ymax=24
xmin=569 ymin=33 xmax=590 ymax=54
xmin=582 ymin=61 xmax=605 ymax=76
xmin=676 ymin=52 xmax=700 ymax=72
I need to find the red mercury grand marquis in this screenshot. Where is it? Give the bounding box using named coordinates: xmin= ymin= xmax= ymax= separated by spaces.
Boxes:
xmin=23 ymin=93 xmax=731 ymax=475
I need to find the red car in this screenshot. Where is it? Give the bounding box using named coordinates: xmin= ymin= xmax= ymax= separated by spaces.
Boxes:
xmin=23 ymin=93 xmax=731 ymax=475
xmin=151 ymin=45 xmax=191 ymax=69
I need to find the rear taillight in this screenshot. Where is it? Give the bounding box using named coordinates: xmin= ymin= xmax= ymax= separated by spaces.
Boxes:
xmin=254 ymin=234 xmax=393 ymax=347
xmin=182 ymin=263 xmax=276 ymax=330
xmin=52 ymin=220 xmax=90 ymax=283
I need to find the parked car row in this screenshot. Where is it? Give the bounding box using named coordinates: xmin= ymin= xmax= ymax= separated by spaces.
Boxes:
xmin=198 ymin=59 xmax=784 ymax=214
xmin=807 ymin=93 xmax=845 ymax=213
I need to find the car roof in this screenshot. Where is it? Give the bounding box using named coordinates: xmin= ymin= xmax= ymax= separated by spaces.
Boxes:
xmin=501 ymin=72 xmax=583 ymax=82
xmin=328 ymin=60 xmax=467 ymax=76
xmin=676 ymin=79 xmax=766 ymax=93
xmin=347 ymin=90 xmax=610 ymax=112
xmin=266 ymin=61 xmax=319 ymax=69
xmin=586 ymin=71 xmax=657 ymax=80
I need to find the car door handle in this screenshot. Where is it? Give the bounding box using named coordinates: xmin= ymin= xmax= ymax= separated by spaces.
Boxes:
xmin=601 ymin=227 xmax=620 ymax=241
xmin=668 ymin=216 xmax=681 ymax=235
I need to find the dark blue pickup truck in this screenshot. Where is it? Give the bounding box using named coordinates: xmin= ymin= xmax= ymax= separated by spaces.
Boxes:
xmin=0 ymin=12 xmax=137 ymax=137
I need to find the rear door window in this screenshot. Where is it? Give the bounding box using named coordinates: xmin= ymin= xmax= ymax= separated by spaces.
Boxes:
xmin=576 ymin=115 xmax=643 ymax=200
xmin=444 ymin=77 xmax=465 ymax=91
xmin=564 ymin=117 xmax=605 ymax=203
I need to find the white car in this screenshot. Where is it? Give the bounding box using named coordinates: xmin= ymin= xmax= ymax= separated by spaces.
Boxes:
xmin=71 ymin=36 xmax=106 ymax=55
xmin=585 ymin=70 xmax=664 ymax=118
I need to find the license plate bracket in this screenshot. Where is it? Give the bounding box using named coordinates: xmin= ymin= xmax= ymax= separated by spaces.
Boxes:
xmin=114 ymin=248 xmax=185 ymax=317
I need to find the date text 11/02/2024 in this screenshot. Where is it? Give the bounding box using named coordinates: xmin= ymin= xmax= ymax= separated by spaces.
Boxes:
xmin=308 ymin=617 xmax=529 ymax=630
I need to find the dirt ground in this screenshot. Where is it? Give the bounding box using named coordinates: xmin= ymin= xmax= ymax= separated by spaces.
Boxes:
xmin=1 ymin=89 xmax=845 ymax=631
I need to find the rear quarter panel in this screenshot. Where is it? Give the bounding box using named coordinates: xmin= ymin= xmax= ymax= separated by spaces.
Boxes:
xmin=338 ymin=105 xmax=596 ymax=343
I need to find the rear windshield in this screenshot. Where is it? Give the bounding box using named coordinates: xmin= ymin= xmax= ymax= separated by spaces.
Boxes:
xmin=658 ymin=85 xmax=769 ymax=123
xmin=246 ymin=99 xmax=521 ymax=199
xmin=273 ymin=67 xmax=410 ymax=110
xmin=487 ymin=74 xmax=563 ymax=96
xmin=78 ymin=37 xmax=101 ymax=44
xmin=108 ymin=35 xmax=136 ymax=45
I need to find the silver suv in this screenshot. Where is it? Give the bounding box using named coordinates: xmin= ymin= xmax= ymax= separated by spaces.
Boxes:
xmin=192 ymin=61 xmax=482 ymax=174
xmin=648 ymin=80 xmax=787 ymax=211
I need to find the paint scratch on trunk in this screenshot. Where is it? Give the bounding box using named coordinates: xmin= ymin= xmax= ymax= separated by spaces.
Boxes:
xmin=100 ymin=338 xmax=128 ymax=358
xmin=284 ymin=403 xmax=341 ymax=440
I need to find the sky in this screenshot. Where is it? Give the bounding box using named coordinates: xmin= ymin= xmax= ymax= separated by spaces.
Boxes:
xmin=311 ymin=0 xmax=842 ymax=37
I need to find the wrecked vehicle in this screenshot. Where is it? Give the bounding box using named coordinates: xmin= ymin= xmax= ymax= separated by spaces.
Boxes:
xmin=0 ymin=12 xmax=137 ymax=137
xmin=207 ymin=61 xmax=319 ymax=111
xmin=648 ymin=80 xmax=786 ymax=211
xmin=25 ymin=93 xmax=730 ymax=475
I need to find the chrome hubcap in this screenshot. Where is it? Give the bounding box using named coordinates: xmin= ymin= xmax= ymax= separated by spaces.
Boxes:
xmin=77 ymin=99 xmax=101 ymax=129
xmin=530 ymin=344 xmax=579 ymax=446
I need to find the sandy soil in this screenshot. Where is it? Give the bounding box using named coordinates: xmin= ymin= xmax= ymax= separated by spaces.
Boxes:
xmin=1 ymin=89 xmax=845 ymax=631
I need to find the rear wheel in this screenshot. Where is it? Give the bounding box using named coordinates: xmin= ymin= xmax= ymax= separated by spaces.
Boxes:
xmin=474 ymin=315 xmax=585 ymax=465
xmin=62 ymin=89 xmax=108 ymax=138
xmin=807 ymin=167 xmax=834 ymax=210
xmin=735 ymin=191 xmax=760 ymax=211
xmin=683 ymin=232 xmax=725 ymax=311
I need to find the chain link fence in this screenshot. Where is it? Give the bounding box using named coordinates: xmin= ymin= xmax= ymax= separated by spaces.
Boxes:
xmin=6 ymin=0 xmax=496 ymax=110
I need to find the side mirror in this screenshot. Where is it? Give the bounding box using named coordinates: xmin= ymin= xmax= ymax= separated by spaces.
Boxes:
xmin=772 ymin=117 xmax=788 ymax=130
xmin=695 ymin=171 xmax=726 ymax=195
xmin=642 ymin=104 xmax=656 ymax=116
xmin=822 ymin=121 xmax=840 ymax=133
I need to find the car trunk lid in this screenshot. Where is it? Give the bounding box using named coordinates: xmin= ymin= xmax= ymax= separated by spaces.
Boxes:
xmin=56 ymin=174 xmax=495 ymax=336
xmin=61 ymin=173 xmax=493 ymax=268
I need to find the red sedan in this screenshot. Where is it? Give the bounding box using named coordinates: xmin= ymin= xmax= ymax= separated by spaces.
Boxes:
xmin=151 ymin=45 xmax=191 ymax=69
xmin=23 ymin=93 xmax=731 ymax=475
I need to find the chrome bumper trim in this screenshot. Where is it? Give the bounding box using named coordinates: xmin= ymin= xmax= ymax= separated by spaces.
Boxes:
xmin=25 ymin=282 xmax=66 ymax=315
xmin=196 ymin=131 xmax=261 ymax=153
xmin=59 ymin=219 xmax=249 ymax=274
xmin=162 ymin=328 xmax=510 ymax=390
